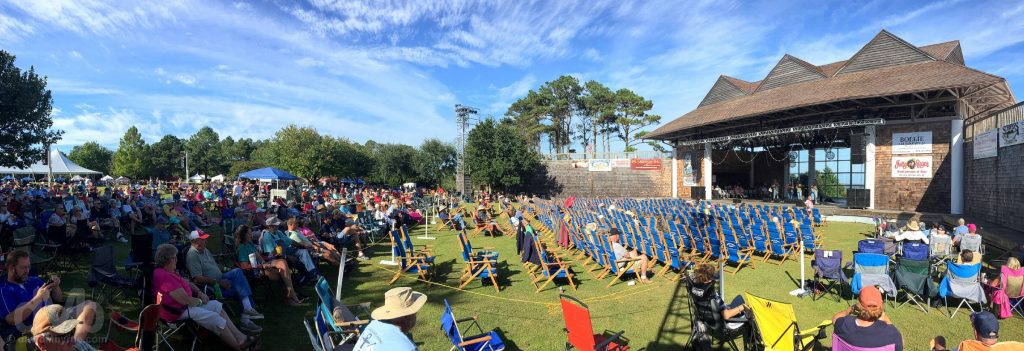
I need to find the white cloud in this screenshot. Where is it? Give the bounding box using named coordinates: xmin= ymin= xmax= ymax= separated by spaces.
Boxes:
xmin=5 ymin=0 xmax=183 ymax=37
xmin=485 ymin=74 xmax=537 ymax=115
xmin=67 ymin=50 xmax=82 ymax=59
xmin=154 ymin=67 xmax=167 ymax=76
xmin=173 ymin=74 xmax=197 ymax=86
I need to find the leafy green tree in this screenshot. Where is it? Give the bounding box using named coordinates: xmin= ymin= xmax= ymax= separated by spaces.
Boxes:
xmin=149 ymin=135 xmax=185 ymax=179
xmin=252 ymin=125 xmax=352 ymax=180
xmin=110 ymin=126 xmax=150 ymax=179
xmin=369 ymin=143 xmax=418 ymax=187
xmin=816 ymin=166 xmax=846 ymax=200
xmin=185 ymin=126 xmax=223 ymax=176
xmin=613 ymin=88 xmax=661 ymax=152
xmin=579 ymin=80 xmax=616 ymax=155
xmin=466 ymin=118 xmax=541 ymax=190
xmin=67 ymin=142 xmax=112 ymax=175
xmin=505 ymin=90 xmax=549 ymax=150
xmin=538 ymin=75 xmax=582 ymax=153
xmin=0 ymin=50 xmax=63 ymax=167
xmin=414 ymin=139 xmax=456 ymax=187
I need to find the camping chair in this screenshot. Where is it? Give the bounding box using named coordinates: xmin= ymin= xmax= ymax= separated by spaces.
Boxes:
xmin=683 ymin=277 xmax=747 ymax=351
xmin=958 ymin=234 xmax=984 ymax=256
xmin=811 ymin=250 xmax=848 ymax=302
xmin=831 ymin=334 xmax=899 ymax=351
xmin=993 ymin=265 xmax=1024 ymax=318
xmin=154 ymin=293 xmax=204 ymax=351
xmin=13 ymin=226 xmax=57 ymax=274
xmin=441 ymin=299 xmax=506 ymax=351
xmin=939 ymin=262 xmax=985 ymax=318
xmin=849 ymin=253 xmax=896 ymax=304
xmin=929 ymin=234 xmax=953 ymax=271
xmin=529 ymin=235 xmax=577 ymax=292
xmin=87 ymin=245 xmax=141 ymax=305
xmin=387 ymin=230 xmax=434 ymax=286
xmin=457 ymin=231 xmax=501 ymax=292
xmin=744 ymin=293 xmax=831 ymax=351
xmin=559 ymin=294 xmax=629 ymax=351
xmin=892 ymin=257 xmax=934 ymax=313
xmin=309 ymin=277 xmax=371 ymax=347
xmin=900 ymin=242 xmax=929 ymax=261
xmin=856 ymin=239 xmax=884 ymax=255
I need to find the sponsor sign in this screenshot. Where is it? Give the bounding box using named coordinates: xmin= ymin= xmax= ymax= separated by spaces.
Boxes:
xmin=1000 ymin=121 xmax=1024 ymax=148
xmin=891 ymin=156 xmax=932 ymax=178
xmin=892 ymin=132 xmax=932 ymax=154
xmin=974 ymin=129 xmax=998 ymax=159
xmin=682 ymin=153 xmax=696 ymax=186
xmin=588 ymin=159 xmax=612 ymax=172
xmin=610 ymin=158 xmax=630 ymax=168
xmin=630 ymin=158 xmax=662 ymax=170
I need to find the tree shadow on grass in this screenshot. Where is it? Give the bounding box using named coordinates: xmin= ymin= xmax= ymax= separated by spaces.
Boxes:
xmin=644 ymin=273 xmax=693 ymax=351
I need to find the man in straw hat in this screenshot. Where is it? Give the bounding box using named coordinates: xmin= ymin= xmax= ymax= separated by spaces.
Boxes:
xmin=30 ymin=305 xmax=95 ymax=351
xmin=831 ymin=285 xmax=902 ymax=350
xmin=896 ymin=220 xmax=929 ymax=244
xmin=354 ymin=287 xmax=427 ymax=350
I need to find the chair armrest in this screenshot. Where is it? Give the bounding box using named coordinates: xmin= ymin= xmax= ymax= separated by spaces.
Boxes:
xmin=614 ymin=258 xmax=641 ymax=264
xmin=466 ymin=259 xmax=498 ymax=264
xmin=544 ymin=260 xmax=574 ymax=267
xmin=456 ymin=316 xmax=477 ymax=323
xmin=458 ymin=335 xmax=492 ymax=347
xmin=595 ymin=330 xmax=626 ymax=351
xmin=334 ymin=319 xmax=369 ymax=328
xmin=35 ymin=243 xmax=61 ymax=248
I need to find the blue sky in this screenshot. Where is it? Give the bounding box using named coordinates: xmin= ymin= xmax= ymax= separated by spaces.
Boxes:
xmin=2 ymin=0 xmax=1022 ymax=152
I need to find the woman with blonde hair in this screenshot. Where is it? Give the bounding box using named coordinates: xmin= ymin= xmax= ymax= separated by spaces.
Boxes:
xmin=991 ymin=257 xmax=1024 ymax=318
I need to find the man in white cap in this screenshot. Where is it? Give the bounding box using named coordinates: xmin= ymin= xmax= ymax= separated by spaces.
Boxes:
xmin=30 ymin=304 xmax=94 ymax=351
xmin=185 ymin=229 xmax=264 ymax=333
xmin=354 ymin=287 xmax=427 ymax=351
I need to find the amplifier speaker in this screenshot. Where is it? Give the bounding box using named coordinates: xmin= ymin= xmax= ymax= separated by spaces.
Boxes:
xmin=690 ymin=186 xmax=705 ymax=200
xmin=850 ymin=133 xmax=866 ymax=164
xmin=847 ymin=188 xmax=870 ymax=209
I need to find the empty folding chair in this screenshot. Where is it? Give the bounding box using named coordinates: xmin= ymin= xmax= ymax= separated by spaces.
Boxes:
xmin=811 ymin=250 xmax=847 ymax=302
xmin=850 ymin=253 xmax=897 ymax=304
xmin=457 ymin=231 xmax=500 ymax=292
xmin=939 ymin=262 xmax=986 ymax=319
xmin=87 ymin=245 xmax=141 ymax=305
xmin=744 ymin=293 xmax=831 ymax=351
xmin=892 ymin=257 xmax=935 ymax=313
xmin=441 ymin=299 xmax=506 ymax=351
xmin=559 ymin=294 xmax=629 ymax=351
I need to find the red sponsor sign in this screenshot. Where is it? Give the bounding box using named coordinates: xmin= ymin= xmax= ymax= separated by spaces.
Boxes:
xmin=630 ymin=158 xmax=662 ymax=170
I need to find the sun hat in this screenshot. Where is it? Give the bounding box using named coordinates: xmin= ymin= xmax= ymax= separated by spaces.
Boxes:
xmin=972 ymin=311 xmax=999 ymax=340
xmin=31 ymin=305 xmax=79 ymax=336
xmin=858 ymin=285 xmax=883 ymax=308
xmin=265 ymin=216 xmax=282 ymax=227
xmin=188 ymin=230 xmax=209 ymax=241
xmin=371 ymin=287 xmax=427 ymax=320
xmin=906 ymin=220 xmax=920 ymax=231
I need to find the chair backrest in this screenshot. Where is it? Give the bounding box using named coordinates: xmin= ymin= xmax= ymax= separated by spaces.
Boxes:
xmin=831 ymin=333 xmax=896 ymax=351
xmin=930 ymin=234 xmax=952 ymax=257
xmin=744 ymin=293 xmax=798 ymax=351
xmin=947 ymin=262 xmax=981 ymax=281
xmin=853 ymin=253 xmax=889 ymax=275
xmin=1001 ymin=266 xmax=1024 ymax=299
xmin=901 ymin=242 xmax=929 ymax=260
xmin=858 ymin=239 xmax=884 ymax=254
xmin=559 ymin=294 xmax=597 ymax=351
xmin=688 ymin=281 xmax=727 ymax=332
xmin=814 ymin=250 xmax=844 ymax=280
xmin=441 ymin=299 xmax=466 ymax=350
xmin=960 ymin=234 xmax=983 ymax=253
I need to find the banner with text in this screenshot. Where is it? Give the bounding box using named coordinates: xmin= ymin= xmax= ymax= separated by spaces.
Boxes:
xmin=610 ymin=159 xmax=630 ymax=168
xmin=1000 ymin=121 xmax=1024 ymax=148
xmin=630 ymin=158 xmax=662 ymax=171
xmin=891 ymin=156 xmax=933 ymax=178
xmin=973 ymin=129 xmax=998 ymax=159
xmin=892 ymin=132 xmax=932 ymax=154
xmin=588 ymin=159 xmax=612 ymax=172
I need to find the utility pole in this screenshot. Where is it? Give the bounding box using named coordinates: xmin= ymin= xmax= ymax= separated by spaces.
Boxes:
xmin=46 ymin=144 xmax=53 ymax=188
xmin=182 ymin=151 xmax=189 ymax=182
xmin=454 ymin=104 xmax=478 ymax=198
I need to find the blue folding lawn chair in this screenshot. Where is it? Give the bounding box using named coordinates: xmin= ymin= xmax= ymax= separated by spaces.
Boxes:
xmin=939 ymin=262 xmax=986 ymax=319
xmin=442 ymin=299 xmax=506 ymax=351
xmin=857 ymin=239 xmax=884 ymax=254
xmin=850 ymin=253 xmax=896 ymax=304
xmin=901 ymin=242 xmax=929 ymax=261
xmin=811 ymin=250 xmax=848 ymax=302
xmin=304 ymin=277 xmax=371 ymax=350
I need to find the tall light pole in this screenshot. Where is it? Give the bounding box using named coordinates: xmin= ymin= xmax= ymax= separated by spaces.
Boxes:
xmin=454 ymin=104 xmax=478 ymax=197
xmin=182 ymin=151 xmax=189 ymax=182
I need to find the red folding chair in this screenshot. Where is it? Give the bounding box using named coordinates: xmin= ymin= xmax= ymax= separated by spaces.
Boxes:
xmin=559 ymin=294 xmax=629 ymax=351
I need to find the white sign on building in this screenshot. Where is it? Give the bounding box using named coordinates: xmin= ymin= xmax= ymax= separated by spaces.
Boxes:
xmin=891 ymin=132 xmax=932 ymax=154
xmin=973 ymin=129 xmax=998 ymax=159
xmin=891 ymin=156 xmax=933 ymax=178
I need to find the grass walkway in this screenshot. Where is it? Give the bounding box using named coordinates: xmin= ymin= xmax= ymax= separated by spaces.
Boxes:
xmin=63 ymin=218 xmax=1023 ymax=350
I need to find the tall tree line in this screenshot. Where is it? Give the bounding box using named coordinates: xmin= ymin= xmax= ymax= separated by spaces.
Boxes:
xmin=505 ymin=75 xmax=663 ymax=154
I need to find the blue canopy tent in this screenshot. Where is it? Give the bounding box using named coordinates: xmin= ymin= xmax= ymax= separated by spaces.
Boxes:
xmin=20 ymin=177 xmax=33 ymax=182
xmin=237 ymin=167 xmax=299 ymax=181
xmin=1 ymin=175 xmax=11 ymax=180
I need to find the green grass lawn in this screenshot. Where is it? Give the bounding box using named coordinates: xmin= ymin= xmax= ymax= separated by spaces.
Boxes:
xmin=59 ymin=214 xmax=1023 ymax=350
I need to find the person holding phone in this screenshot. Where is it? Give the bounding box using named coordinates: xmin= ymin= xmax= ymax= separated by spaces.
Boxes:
xmin=0 ymin=250 xmax=98 ymax=343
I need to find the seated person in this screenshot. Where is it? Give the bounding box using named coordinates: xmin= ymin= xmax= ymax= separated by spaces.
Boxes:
xmin=895 ymin=220 xmax=929 ymax=244
xmin=329 ymin=212 xmax=367 ymax=260
xmin=831 ymin=286 xmax=902 ymax=350
xmin=286 ymin=217 xmax=340 ymax=266
xmin=354 ymin=287 xmax=425 ymax=350
xmin=148 ymin=217 xmax=173 ymax=252
xmin=957 ymin=249 xmax=982 ymax=265
xmin=474 ymin=205 xmax=507 ymax=236
xmin=0 ymin=250 xmax=98 ymax=343
xmin=152 ymin=244 xmax=257 ymax=351
xmin=953 ymin=218 xmax=969 ymax=241
xmin=956 ymin=311 xmax=1024 ymax=350
xmin=690 ymin=263 xmax=747 ymax=334
xmin=30 ymin=305 xmax=96 ymax=351
xmin=235 ymin=225 xmax=303 ymax=306
xmin=931 ymin=336 xmax=947 ymax=351
xmin=956 ymin=224 xmax=984 ymax=252
xmin=185 ymin=230 xmax=263 ymax=333
xmin=608 ymin=228 xmax=650 ymax=282
xmin=260 ymin=217 xmax=318 ymax=284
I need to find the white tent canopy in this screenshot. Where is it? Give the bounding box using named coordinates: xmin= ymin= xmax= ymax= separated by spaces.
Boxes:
xmin=100 ymin=175 xmax=114 ymax=181
xmin=189 ymin=174 xmax=206 ymax=182
xmin=0 ymin=150 xmax=101 ymax=175
xmin=211 ymin=174 xmax=225 ymax=182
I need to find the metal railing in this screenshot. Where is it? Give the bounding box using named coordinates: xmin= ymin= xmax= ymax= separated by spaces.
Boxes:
xmin=965 ymin=101 xmax=1024 ymax=141
xmin=540 ymin=150 xmax=671 ymax=160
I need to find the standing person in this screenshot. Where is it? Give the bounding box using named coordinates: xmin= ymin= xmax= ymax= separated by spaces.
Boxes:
xmin=804 ymin=195 xmax=814 ymax=217
xmin=354 ymin=287 xmax=426 ymax=351
xmin=810 ymin=183 xmax=818 ymax=204
xmin=831 ymin=286 xmax=902 ymax=350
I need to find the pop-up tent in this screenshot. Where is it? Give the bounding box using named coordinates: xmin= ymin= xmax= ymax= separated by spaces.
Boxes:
xmin=100 ymin=175 xmax=114 ymax=181
xmin=238 ymin=167 xmax=298 ymax=181
xmin=211 ymin=174 xmax=226 ymax=182
xmin=189 ymin=174 xmax=206 ymax=182
xmin=0 ymin=150 xmax=101 ymax=175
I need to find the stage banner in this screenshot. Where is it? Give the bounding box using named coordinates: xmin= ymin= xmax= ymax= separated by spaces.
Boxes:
xmin=630 ymin=158 xmax=662 ymax=170
xmin=891 ymin=156 xmax=932 ymax=178
xmin=588 ymin=159 xmax=612 ymax=172
xmin=682 ymin=153 xmax=696 ymax=186
xmin=892 ymin=132 xmax=932 ymax=154
xmin=1000 ymin=121 xmax=1024 ymax=148
xmin=610 ymin=158 xmax=630 ymax=168
xmin=974 ymin=129 xmax=998 ymax=159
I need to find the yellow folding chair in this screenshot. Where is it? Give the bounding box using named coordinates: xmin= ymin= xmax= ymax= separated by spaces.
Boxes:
xmin=744 ymin=293 xmax=831 ymax=351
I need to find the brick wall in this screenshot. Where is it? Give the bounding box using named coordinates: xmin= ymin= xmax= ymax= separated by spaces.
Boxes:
xmin=874 ymin=121 xmax=951 ymax=213
xmin=965 ymin=141 xmax=1024 ymax=229
xmin=540 ymin=159 xmax=672 ymax=198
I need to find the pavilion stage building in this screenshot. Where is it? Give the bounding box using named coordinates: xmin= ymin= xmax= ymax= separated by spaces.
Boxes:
xmin=646 ymin=30 xmax=1020 ymax=221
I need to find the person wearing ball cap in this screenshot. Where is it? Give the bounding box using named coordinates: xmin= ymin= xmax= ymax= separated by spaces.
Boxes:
xmin=831 ymin=285 xmax=903 ymax=350
xmin=353 ymin=287 xmax=427 ymax=350
xmin=955 ymin=311 xmax=1024 ymax=350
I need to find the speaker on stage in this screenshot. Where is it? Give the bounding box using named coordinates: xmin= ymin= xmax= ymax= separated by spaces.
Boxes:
xmin=847 ymin=188 xmax=870 ymax=209
xmin=691 ymin=186 xmax=705 ymax=200
xmin=733 ymin=198 xmax=742 ymax=204
xmin=850 ymin=133 xmax=866 ymax=164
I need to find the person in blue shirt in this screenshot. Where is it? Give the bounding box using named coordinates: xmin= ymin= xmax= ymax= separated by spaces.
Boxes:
xmin=148 ymin=217 xmax=173 ymax=251
xmin=952 ymin=218 xmax=969 ymax=242
xmin=354 ymin=287 xmax=426 ymax=351
xmin=0 ymin=250 xmax=98 ymax=342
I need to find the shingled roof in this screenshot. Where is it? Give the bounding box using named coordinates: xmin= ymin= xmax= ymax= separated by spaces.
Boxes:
xmin=646 ymin=30 xmax=1004 ymax=140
